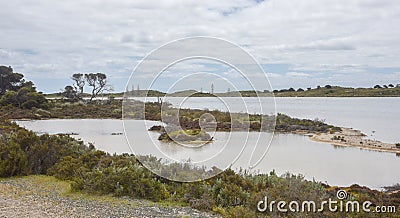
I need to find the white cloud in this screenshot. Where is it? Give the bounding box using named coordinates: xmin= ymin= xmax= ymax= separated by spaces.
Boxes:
xmin=273 ymin=38 xmax=356 ymax=51
xmin=0 ymin=49 xmax=12 ymax=58
xmin=286 ymin=72 xmax=310 ymax=77
xmin=266 ymin=73 xmax=282 ymax=78
xmin=0 ymin=0 xmax=399 ymax=92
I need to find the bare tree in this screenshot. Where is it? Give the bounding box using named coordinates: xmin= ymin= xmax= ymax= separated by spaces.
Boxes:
xmin=84 ymin=73 xmax=111 ymax=101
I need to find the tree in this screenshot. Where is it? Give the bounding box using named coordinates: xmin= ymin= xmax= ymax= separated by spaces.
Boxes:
xmin=374 ymin=85 xmax=382 ymax=89
xmin=72 ymin=73 xmax=85 ymax=95
xmin=325 ymin=85 xmax=332 ymax=89
xmin=297 ymin=88 xmax=304 ymax=92
xmin=84 ymin=73 xmax=110 ymax=101
xmin=16 ymin=87 xmax=31 ymax=107
xmin=0 ymin=66 xmax=24 ymax=96
xmin=61 ymin=85 xmax=80 ymax=102
xmin=288 ymin=87 xmax=295 ymax=92
xmin=0 ymin=66 xmax=48 ymax=109
xmin=0 ymin=87 xmax=47 ymax=109
xmin=383 ymin=85 xmax=388 ymax=88
xmin=0 ymin=91 xmax=17 ymax=106
xmin=388 ymin=84 xmax=394 ymax=88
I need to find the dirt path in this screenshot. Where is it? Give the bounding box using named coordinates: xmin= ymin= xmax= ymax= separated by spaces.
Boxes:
xmin=0 ymin=176 xmax=219 ymax=218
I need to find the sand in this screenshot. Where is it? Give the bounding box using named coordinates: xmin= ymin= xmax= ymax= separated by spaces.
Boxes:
xmin=306 ymin=127 xmax=400 ymax=154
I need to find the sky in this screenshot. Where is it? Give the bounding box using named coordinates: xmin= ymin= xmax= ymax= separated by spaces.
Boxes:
xmin=0 ymin=0 xmax=399 ymax=93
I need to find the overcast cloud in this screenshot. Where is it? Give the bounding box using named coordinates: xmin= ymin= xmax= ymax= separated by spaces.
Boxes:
xmin=0 ymin=0 xmax=399 ymax=93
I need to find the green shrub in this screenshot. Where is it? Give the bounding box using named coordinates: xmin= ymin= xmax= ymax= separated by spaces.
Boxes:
xmin=0 ymin=91 xmax=17 ymax=106
xmin=0 ymin=141 xmax=28 ymax=177
xmin=0 ymin=89 xmax=48 ymax=109
xmin=221 ymin=206 xmax=256 ymax=218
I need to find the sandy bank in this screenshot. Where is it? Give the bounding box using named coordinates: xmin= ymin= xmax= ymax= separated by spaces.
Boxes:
xmin=307 ymin=128 xmax=400 ymax=154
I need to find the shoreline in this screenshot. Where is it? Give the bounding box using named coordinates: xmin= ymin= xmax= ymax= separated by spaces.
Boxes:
xmin=13 ymin=118 xmax=400 ymax=154
xmin=305 ymin=128 xmax=400 ymax=154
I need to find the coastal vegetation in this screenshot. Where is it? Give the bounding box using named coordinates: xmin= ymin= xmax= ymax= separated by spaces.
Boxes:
xmin=0 ymin=101 xmax=121 ymax=120
xmin=0 ymin=118 xmax=399 ymax=217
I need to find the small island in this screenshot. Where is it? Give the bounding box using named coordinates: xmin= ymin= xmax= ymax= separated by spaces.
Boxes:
xmin=158 ymin=129 xmax=213 ymax=144
xmin=149 ymin=125 xmax=213 ymax=144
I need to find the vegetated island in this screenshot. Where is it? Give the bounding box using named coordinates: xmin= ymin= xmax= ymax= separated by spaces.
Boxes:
xmin=149 ymin=125 xmax=213 ymax=144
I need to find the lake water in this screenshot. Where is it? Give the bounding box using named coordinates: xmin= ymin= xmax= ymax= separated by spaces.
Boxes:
xmin=15 ymin=97 xmax=400 ymax=189
xmin=139 ymin=97 xmax=400 ymax=143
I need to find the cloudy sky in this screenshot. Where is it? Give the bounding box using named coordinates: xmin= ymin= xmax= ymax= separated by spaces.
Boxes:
xmin=1 ymin=0 xmax=399 ymax=93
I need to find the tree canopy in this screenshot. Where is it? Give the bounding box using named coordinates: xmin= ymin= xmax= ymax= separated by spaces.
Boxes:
xmin=62 ymin=72 xmax=111 ymax=102
xmin=0 ymin=66 xmax=48 ymax=109
xmin=85 ymin=73 xmax=110 ymax=101
xmin=72 ymin=73 xmax=85 ymax=94
xmin=61 ymin=85 xmax=80 ymax=103
xmin=0 ymin=66 xmax=25 ymax=95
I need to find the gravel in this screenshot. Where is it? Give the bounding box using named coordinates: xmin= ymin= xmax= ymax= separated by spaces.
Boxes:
xmin=0 ymin=177 xmax=219 ymax=218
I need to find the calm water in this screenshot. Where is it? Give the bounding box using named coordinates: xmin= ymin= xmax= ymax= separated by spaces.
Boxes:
xmin=137 ymin=97 xmax=400 ymax=143
xmin=16 ymin=114 xmax=400 ymax=189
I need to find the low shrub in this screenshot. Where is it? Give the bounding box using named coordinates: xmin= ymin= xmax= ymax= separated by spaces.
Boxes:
xmin=1 ymin=117 xmax=399 ymax=217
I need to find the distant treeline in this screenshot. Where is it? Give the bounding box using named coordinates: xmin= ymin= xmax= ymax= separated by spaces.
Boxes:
xmin=59 ymin=84 xmax=400 ymax=98
xmin=271 ymin=84 xmax=400 ymax=97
